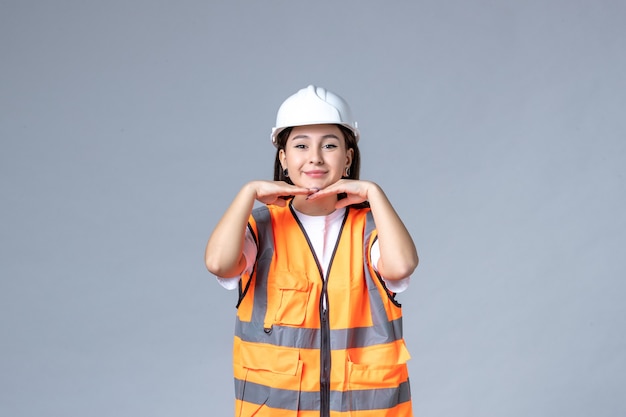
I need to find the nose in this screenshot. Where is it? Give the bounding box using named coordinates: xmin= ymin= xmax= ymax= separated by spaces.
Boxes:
xmin=309 ymin=148 xmax=323 ymax=164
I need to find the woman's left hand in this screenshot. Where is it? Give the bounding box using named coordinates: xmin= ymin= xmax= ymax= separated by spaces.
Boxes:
xmin=309 ymin=179 xmax=418 ymax=280
xmin=306 ymin=179 xmax=374 ymax=208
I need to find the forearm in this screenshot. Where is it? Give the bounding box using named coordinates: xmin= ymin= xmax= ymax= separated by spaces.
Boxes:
xmin=367 ymin=184 xmax=419 ymax=280
xmin=205 ymin=183 xmax=257 ymax=278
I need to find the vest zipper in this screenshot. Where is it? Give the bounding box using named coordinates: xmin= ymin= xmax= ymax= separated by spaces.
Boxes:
xmin=320 ymin=284 xmax=330 ymax=417
xmin=288 ymin=202 xmax=349 ymax=417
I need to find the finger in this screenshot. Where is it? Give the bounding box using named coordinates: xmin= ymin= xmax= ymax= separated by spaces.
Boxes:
xmin=307 ymin=191 xmax=339 ymax=201
xmin=308 ymin=186 xmax=346 ymax=200
xmin=290 ymin=187 xmax=313 ymax=195
xmin=277 ymin=182 xmax=310 ymax=195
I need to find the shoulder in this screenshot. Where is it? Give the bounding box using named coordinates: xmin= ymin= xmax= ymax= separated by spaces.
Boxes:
xmin=345 ymin=206 xmax=377 ymax=244
xmin=251 ymin=204 xmax=270 ymax=218
xmin=346 ymin=205 xmax=374 ymax=224
xmin=250 ymin=204 xmax=273 ymax=225
xmin=250 ymin=203 xmax=292 ymax=231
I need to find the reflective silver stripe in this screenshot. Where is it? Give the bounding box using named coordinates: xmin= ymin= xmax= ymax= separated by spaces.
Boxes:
xmin=331 ymin=379 xmax=412 ymax=412
xmin=235 ymin=378 xmax=411 ymax=412
xmin=362 ymin=211 xmax=400 ymax=332
xmin=330 ymin=317 xmax=404 ymax=349
xmin=235 ymin=378 xmax=305 ymax=411
xmin=235 ymin=378 xmax=313 ymax=411
xmin=250 ymin=206 xmax=272 ymax=328
xmin=236 ymin=318 xmax=321 ymax=348
xmin=236 ymin=317 xmax=403 ymax=349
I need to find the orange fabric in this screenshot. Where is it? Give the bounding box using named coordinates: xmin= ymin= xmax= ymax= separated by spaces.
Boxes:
xmin=233 ymin=203 xmax=412 ymax=416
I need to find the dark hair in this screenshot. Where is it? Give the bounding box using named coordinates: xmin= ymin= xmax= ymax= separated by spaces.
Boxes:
xmin=272 ymin=125 xmax=369 ymax=208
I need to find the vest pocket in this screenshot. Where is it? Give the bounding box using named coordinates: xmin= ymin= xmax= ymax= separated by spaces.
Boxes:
xmin=346 ymin=356 xmax=411 ymax=416
xmin=236 ymin=342 xmax=303 ymax=417
xmin=273 ymin=271 xmax=312 ymax=326
xmin=347 ymin=341 xmax=411 ymax=390
xmin=348 ymin=360 xmax=409 ymax=389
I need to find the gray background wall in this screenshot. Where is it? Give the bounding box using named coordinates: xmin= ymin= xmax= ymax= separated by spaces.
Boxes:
xmin=1 ymin=1 xmax=624 ymax=416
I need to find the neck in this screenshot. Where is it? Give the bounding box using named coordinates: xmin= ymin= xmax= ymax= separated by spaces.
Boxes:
xmin=291 ymin=194 xmax=338 ymax=216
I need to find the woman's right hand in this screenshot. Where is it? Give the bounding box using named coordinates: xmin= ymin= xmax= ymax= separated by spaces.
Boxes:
xmin=205 ymin=180 xmax=311 ymax=277
xmin=248 ymin=180 xmax=311 ymax=207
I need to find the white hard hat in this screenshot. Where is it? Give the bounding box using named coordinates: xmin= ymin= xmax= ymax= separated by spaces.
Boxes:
xmin=271 ymin=85 xmax=359 ymax=147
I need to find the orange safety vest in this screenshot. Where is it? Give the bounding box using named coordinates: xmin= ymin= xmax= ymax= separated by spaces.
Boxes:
xmin=233 ymin=201 xmax=413 ymax=417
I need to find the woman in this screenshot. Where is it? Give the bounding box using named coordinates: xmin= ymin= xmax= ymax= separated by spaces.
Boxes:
xmin=205 ymin=85 xmax=418 ymax=417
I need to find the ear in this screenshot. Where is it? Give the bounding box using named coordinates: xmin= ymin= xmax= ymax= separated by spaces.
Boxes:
xmin=345 ymin=148 xmax=354 ymax=169
xmin=279 ymin=148 xmax=287 ymax=169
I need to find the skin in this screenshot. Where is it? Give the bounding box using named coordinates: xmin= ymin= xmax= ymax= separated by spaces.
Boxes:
xmin=205 ymin=124 xmax=418 ymax=280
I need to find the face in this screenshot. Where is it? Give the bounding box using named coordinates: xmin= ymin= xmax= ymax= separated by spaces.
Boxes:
xmin=279 ymin=124 xmax=353 ymax=190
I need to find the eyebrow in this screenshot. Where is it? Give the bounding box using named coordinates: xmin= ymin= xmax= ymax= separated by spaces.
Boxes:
xmin=291 ymin=134 xmax=341 ymax=140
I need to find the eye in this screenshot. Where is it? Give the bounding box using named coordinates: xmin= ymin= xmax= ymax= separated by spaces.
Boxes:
xmin=293 ymin=144 xmax=307 ymax=149
xmin=322 ymin=143 xmax=338 ymax=149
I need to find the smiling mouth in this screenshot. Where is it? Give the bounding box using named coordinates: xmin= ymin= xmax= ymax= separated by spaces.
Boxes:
xmin=305 ymin=170 xmax=327 ymax=176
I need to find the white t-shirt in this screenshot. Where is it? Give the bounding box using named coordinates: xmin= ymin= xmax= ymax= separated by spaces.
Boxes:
xmin=216 ymin=207 xmax=410 ymax=293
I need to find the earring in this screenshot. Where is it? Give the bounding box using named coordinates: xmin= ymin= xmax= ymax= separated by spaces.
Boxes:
xmin=283 ymin=168 xmax=289 ymax=177
xmin=344 ymin=167 xmax=350 ymax=177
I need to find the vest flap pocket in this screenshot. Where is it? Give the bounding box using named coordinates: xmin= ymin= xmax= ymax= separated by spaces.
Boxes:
xmin=274 ymin=269 xmax=311 ymax=291
xmin=347 ymin=341 xmax=411 ymax=390
xmin=272 ymin=270 xmax=312 ymax=326
xmin=348 ymin=340 xmax=411 ymax=366
xmin=240 ymin=341 xmax=299 ymax=376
